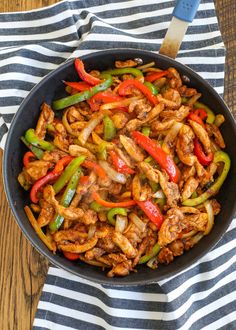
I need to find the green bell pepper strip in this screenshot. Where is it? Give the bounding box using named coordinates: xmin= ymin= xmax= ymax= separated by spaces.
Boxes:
xmin=25 ymin=129 xmax=55 ymax=151
xmin=89 ymin=201 xmax=109 ymax=212
xmin=193 ymin=101 xmax=215 ymax=124
xmin=107 ymin=207 xmax=127 ymax=226
xmin=97 ymin=142 xmax=107 ymax=160
xmin=102 ymin=68 xmax=143 ymax=78
xmin=53 ymin=74 xmax=113 ymax=110
xmin=103 ymin=116 xmax=116 ymax=141
xmin=149 ymin=180 xmax=159 ymax=192
xmin=139 ymin=242 xmax=160 ymax=264
xmin=49 ymin=169 xmax=82 ymax=232
xmin=53 ymin=155 xmax=86 ymax=194
xmin=181 ymin=97 xmax=189 ymax=104
xmin=183 ymin=151 xmax=230 ymax=206
xmin=141 ymin=126 xmax=151 ymax=137
xmin=20 ymin=136 xmax=44 ymax=159
xmin=143 ymin=81 xmax=158 ymax=95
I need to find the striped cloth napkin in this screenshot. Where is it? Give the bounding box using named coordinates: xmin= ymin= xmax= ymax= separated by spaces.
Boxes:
xmin=0 ymin=0 xmax=235 ymax=329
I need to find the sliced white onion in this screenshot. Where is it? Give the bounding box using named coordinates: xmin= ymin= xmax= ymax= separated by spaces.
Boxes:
xmin=162 ymin=122 xmax=183 ymax=154
xmin=87 ymin=224 xmax=96 ymax=240
xmin=147 ymin=256 xmax=158 ymax=269
xmin=204 ymin=200 xmax=214 ymax=235
xmin=129 ymin=212 xmax=146 ymax=232
xmin=78 ymin=111 xmax=106 ymax=145
xmin=153 ymin=189 xmax=165 ymax=199
xmin=115 ymin=215 xmax=128 ymax=233
xmin=99 ymin=160 xmax=127 ymax=184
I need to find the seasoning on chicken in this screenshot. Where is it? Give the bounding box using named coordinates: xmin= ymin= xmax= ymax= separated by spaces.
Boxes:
xmin=19 ymin=57 xmax=230 ymax=277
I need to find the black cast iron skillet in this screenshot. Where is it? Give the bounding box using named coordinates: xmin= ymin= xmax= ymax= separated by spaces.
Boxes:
xmin=3 ymin=49 xmax=236 ymax=285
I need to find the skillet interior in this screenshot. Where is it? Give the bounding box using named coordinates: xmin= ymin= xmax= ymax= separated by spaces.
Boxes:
xmin=3 ymin=49 xmax=236 ymax=285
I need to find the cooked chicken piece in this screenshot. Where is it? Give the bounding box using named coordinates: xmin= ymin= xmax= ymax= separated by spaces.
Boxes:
xmin=115 ymin=59 xmax=138 ymax=68
xmin=142 ymin=102 xmax=165 ymax=123
xmin=200 ymin=162 xmax=218 ymax=187
xmin=111 ymin=112 xmax=129 ymax=129
xmin=112 ymin=232 xmax=137 ymax=258
xmin=126 ymin=118 xmax=143 ymax=131
xmin=158 ymin=208 xmax=184 ymax=247
xmin=81 ymin=209 xmax=98 ymax=225
xmin=151 ymin=119 xmax=175 ymax=133
xmin=133 ymin=237 xmax=149 ymax=266
xmin=206 ymin=123 xmax=226 ymax=149
xmin=178 ymin=85 xmax=198 ymax=97
xmin=54 ymin=122 xmax=69 ymax=151
xmin=129 ymin=99 xmax=152 ymax=120
xmin=97 ymin=227 xmax=118 ymax=253
xmin=186 ymin=93 xmax=202 ymax=106
xmin=43 ymin=185 xmax=84 ymax=220
xmin=180 ymin=206 xmax=200 ymax=214
xmin=71 ymin=171 xmax=97 ymax=207
xmin=69 ymin=144 xmax=95 ymax=160
xmin=132 ymin=174 xmax=142 ymax=201
xmin=188 ymin=120 xmax=211 ymax=154
xmin=35 ymin=103 xmax=54 ymax=139
xmin=210 ymin=199 xmax=221 ymax=215
xmin=119 ymin=135 xmax=145 ymax=162
xmin=179 ymin=165 xmax=196 ymax=189
xmin=176 ymin=124 xmax=195 ymax=166
xmin=157 ymin=247 xmax=174 ymax=264
xmin=84 ymin=247 xmax=105 ymax=260
xmin=168 ymin=67 xmax=182 ymax=88
xmin=138 ymin=162 xmax=159 ymax=183
xmin=70 ymin=121 xmax=87 ymax=131
xmin=160 ymin=105 xmax=191 ymax=122
xmin=124 ymin=222 xmax=146 ymax=247
xmin=53 ymin=229 xmax=88 ymax=244
xmin=37 ymin=200 xmax=55 ymax=227
xmin=156 ymin=95 xmax=180 ymax=109
xmin=168 ymin=240 xmax=184 ymax=257
xmin=162 ymin=88 xmax=181 ymax=108
xmin=194 ymin=159 xmax=207 ymax=179
xmin=181 ymin=177 xmax=199 ymax=201
xmin=58 ymin=237 xmax=98 ymax=253
xmin=107 ymin=260 xmax=132 ymax=277
xmin=97 ymin=175 xmax=112 ymax=188
xmin=41 ymin=150 xmax=68 ymax=163
xmin=108 ymin=182 xmax=123 ymax=195
xmin=158 ymin=170 xmax=180 ymax=207
xmin=26 ymin=160 xmax=52 ymax=181
xmin=67 ymin=106 xmax=85 ymax=123
xmin=182 ymin=213 xmax=208 ymax=232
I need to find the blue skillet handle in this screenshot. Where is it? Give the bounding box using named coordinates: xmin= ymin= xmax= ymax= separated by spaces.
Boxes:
xmin=173 ymin=0 xmax=201 ymax=23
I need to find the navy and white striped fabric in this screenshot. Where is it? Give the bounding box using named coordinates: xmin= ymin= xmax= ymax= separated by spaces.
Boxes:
xmin=0 ymin=0 xmax=235 ymax=329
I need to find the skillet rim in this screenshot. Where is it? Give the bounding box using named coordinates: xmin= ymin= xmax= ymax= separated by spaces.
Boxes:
xmin=3 ymin=48 xmax=236 ymax=286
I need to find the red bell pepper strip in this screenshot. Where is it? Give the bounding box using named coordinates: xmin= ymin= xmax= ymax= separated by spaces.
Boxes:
xmin=30 ymin=156 xmax=74 ymax=203
xmin=132 ymin=131 xmax=180 ymax=183
xmin=82 ymin=160 xmax=107 ymax=179
xmin=92 ymin=191 xmax=136 ymax=208
xmin=63 ymin=251 xmax=80 ymax=260
xmin=187 ymin=113 xmax=205 ymax=127
xmin=145 ymin=70 xmax=169 ymax=83
xmin=23 ymin=151 xmax=36 ymax=168
xmin=74 ymin=58 xmax=101 ymax=86
xmin=109 ymin=150 xmax=135 ymax=174
xmin=79 ymin=175 xmax=90 ymax=185
xmin=136 ymin=200 xmax=164 ymax=229
xmin=193 ymin=108 xmax=207 ymax=120
xmin=88 ymin=91 xmax=125 ymax=111
xmin=63 ymin=81 xmax=91 ymax=91
xmin=194 ymin=138 xmax=214 ymax=166
xmin=118 ymin=79 xmax=158 ymax=106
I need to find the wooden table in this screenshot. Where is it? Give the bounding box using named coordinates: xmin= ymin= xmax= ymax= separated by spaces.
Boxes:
xmin=0 ymin=0 xmax=235 ymax=329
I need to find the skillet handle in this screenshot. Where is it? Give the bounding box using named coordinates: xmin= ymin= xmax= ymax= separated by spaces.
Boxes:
xmin=173 ymin=0 xmax=201 ymax=23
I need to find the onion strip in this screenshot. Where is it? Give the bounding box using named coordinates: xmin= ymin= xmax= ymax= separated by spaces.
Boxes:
xmin=204 ymin=200 xmax=214 ymax=235
xmin=99 ymin=160 xmax=127 ymax=184
xmin=162 ymin=122 xmax=183 ymax=154
xmin=129 ymin=212 xmax=146 ymax=232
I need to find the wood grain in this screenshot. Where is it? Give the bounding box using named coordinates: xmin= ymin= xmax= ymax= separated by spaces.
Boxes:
xmin=0 ymin=1 xmax=235 ymax=329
